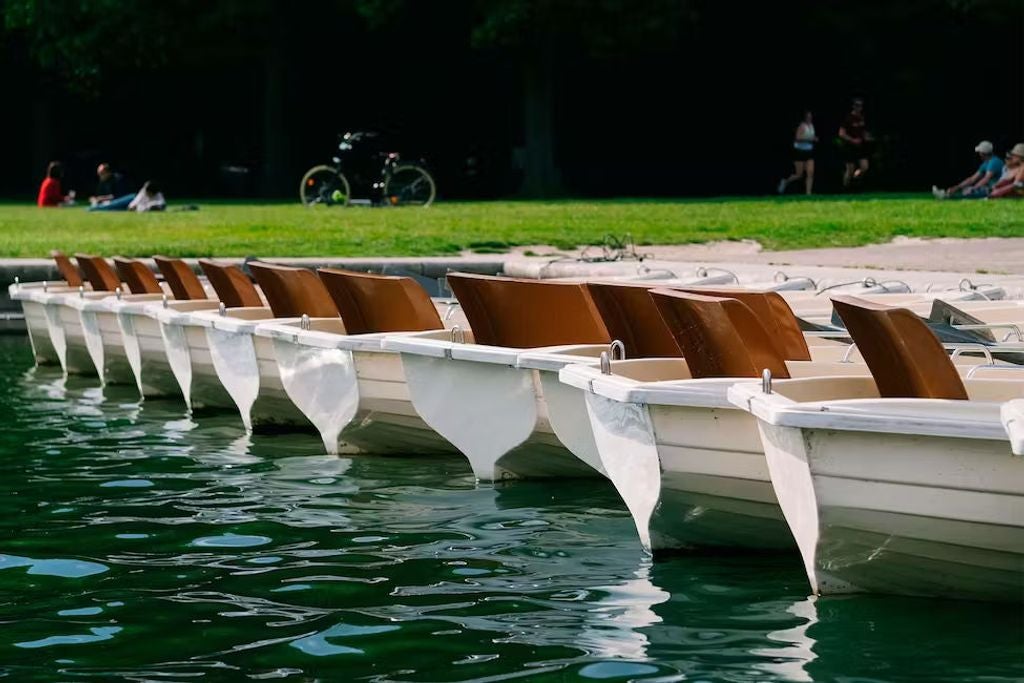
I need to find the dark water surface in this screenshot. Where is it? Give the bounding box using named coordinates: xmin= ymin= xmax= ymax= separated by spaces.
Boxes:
xmin=0 ymin=337 xmax=1020 ymax=681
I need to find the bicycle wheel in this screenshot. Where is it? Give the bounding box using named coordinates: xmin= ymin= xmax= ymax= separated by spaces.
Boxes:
xmin=299 ymin=166 xmax=351 ymax=207
xmin=384 ymin=165 xmax=436 ymax=207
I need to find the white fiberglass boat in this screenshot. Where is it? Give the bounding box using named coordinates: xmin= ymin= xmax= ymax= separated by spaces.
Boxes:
xmin=136 ymin=257 xmax=238 ymax=410
xmin=74 ymin=256 xmax=174 ymax=391
xmin=108 ymin=257 xmax=232 ymax=406
xmin=729 ymin=295 xmax=1024 ymax=602
xmin=9 ymin=251 xmax=88 ymax=367
xmin=556 ymin=287 xmax=889 ymax=552
xmin=187 ymin=261 xmax=341 ymax=431
xmin=38 ymin=253 xmax=132 ymax=377
xmin=382 ymin=275 xmax=969 ymax=484
xmin=383 ymin=274 xmax=623 ymax=480
xmin=255 ymin=267 xmax=465 ymax=455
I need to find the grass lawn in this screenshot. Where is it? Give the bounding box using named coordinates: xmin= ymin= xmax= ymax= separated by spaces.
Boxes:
xmin=0 ymin=194 xmax=1020 ymax=258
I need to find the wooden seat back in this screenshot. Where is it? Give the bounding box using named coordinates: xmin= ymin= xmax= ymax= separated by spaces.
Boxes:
xmin=198 ymin=259 xmax=264 ymax=308
xmin=154 ymin=256 xmax=207 ymax=301
xmin=447 ymin=273 xmax=610 ymax=348
xmin=585 ymin=282 xmax=683 ymax=358
xmin=113 ymin=257 xmax=163 ymax=295
xmin=74 ymin=254 xmax=121 ymax=292
xmin=649 ymin=289 xmax=791 ymax=379
xmin=682 ymin=288 xmax=811 ymax=361
xmin=248 ymin=262 xmax=338 ymax=318
xmin=318 ymin=268 xmax=443 ymax=333
xmin=832 ymin=295 xmax=968 ymax=399
xmin=50 ymin=250 xmax=83 ymax=287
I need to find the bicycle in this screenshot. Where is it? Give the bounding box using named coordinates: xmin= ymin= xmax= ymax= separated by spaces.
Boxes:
xmin=299 ymin=131 xmax=437 ymax=207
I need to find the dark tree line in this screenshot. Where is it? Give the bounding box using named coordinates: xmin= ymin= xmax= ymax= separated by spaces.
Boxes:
xmin=1 ymin=0 xmax=1020 ymax=198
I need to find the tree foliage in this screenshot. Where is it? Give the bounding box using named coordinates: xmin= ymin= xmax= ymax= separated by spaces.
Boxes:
xmin=1 ymin=0 xmax=317 ymax=92
xmin=3 ymin=0 xmax=187 ymax=88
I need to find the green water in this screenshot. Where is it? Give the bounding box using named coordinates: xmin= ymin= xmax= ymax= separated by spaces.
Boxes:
xmin=0 ymin=337 xmax=1020 ymax=681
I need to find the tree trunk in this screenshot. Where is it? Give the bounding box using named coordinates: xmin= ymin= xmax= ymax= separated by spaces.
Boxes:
xmin=519 ymin=40 xmax=562 ymax=197
xmin=260 ymin=9 xmax=288 ymax=196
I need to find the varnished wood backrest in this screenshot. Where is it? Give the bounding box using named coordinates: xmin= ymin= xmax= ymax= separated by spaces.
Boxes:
xmin=447 ymin=273 xmax=610 ymax=348
xmin=318 ymin=268 xmax=443 ymax=334
xmin=50 ymin=250 xmax=82 ymax=287
xmin=682 ymin=288 xmax=811 ymax=361
xmin=154 ymin=256 xmax=207 ymax=301
xmin=113 ymin=257 xmax=163 ymax=295
xmin=248 ymin=262 xmax=338 ymax=318
xmin=198 ymin=259 xmax=264 ymax=308
xmin=586 ymin=283 xmax=811 ymax=361
xmin=585 ymin=282 xmax=683 ymax=358
xmin=74 ymin=254 xmax=121 ymax=292
xmin=832 ymin=295 xmax=968 ymax=400
xmin=649 ymin=289 xmax=791 ymax=379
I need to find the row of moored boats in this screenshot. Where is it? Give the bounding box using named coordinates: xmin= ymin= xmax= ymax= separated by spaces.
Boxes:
xmin=11 ymin=252 xmax=1024 ymax=603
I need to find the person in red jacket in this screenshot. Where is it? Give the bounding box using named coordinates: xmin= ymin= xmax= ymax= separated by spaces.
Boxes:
xmin=36 ymin=161 xmax=75 ymax=207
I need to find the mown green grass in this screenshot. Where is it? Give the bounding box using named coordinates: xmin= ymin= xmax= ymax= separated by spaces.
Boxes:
xmin=0 ymin=195 xmax=1019 ymax=257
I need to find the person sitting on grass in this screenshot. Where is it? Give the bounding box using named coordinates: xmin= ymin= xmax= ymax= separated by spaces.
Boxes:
xmin=989 ymin=143 xmax=1024 ymax=199
xmin=88 ymin=163 xmax=134 ymax=211
xmin=932 ymin=140 xmax=1004 ymax=199
xmin=127 ymin=180 xmax=166 ymax=212
xmin=36 ymin=161 xmax=76 ymax=207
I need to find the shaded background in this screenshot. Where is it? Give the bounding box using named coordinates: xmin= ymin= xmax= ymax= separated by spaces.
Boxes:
xmin=0 ymin=0 xmax=1021 ymax=200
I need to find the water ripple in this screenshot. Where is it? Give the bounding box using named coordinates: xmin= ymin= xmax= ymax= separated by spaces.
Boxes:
xmin=0 ymin=338 xmax=1019 ymax=682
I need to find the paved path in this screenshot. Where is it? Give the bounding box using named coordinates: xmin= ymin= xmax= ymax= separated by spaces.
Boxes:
xmin=5 ymin=236 xmax=1024 ymax=312
xmin=494 ymin=237 xmax=1024 ymax=275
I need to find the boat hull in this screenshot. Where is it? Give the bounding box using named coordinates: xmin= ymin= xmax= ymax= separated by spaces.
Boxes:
xmin=273 ymin=337 xmax=457 ymax=455
xmin=401 ymin=354 xmax=596 ymax=480
xmin=206 ymin=325 xmax=311 ymax=431
xmin=159 ymin=316 xmax=234 ymax=411
xmin=81 ymin=307 xmax=137 ymax=388
xmin=757 ymin=423 xmax=1024 ymax=602
xmin=22 ymin=299 xmax=59 ymax=365
xmin=119 ymin=310 xmax=183 ymax=398
xmin=50 ymin=299 xmax=97 ymax=376
xmin=585 ymin=391 xmax=792 ymax=553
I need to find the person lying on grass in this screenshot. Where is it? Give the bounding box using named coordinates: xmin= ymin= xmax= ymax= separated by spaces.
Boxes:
xmin=127 ymin=180 xmax=166 ymax=212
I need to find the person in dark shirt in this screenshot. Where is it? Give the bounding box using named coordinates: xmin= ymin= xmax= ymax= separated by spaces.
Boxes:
xmin=88 ymin=163 xmax=134 ymax=211
xmin=837 ymin=98 xmax=872 ymax=188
